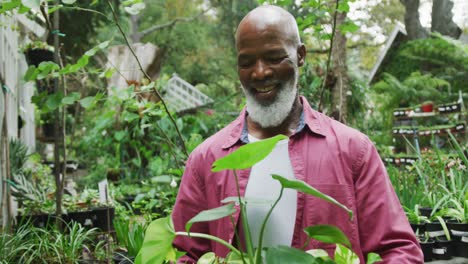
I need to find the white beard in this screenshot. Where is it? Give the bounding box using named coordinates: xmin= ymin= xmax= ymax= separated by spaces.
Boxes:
xmin=243 ymin=71 xmax=298 ymax=128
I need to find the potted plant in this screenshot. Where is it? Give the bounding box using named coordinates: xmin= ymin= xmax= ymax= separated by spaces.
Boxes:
xmin=65 ymin=188 xmax=115 ymax=231
xmin=431 ymin=216 xmax=454 ymax=260
xmin=404 ymin=205 xmax=430 ymax=234
xmin=441 ymin=198 xmax=468 ymax=258
xmin=420 ymin=101 xmax=434 ymax=113
xmin=417 ymin=233 xmax=435 ymax=262
xmin=22 ymin=41 xmax=54 ymax=67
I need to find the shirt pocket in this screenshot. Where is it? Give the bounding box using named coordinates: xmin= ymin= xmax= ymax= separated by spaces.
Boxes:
xmin=304 ymin=184 xmax=358 ymax=254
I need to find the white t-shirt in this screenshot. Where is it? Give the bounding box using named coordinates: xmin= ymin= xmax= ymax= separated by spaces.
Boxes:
xmin=244 ymin=134 xmax=297 ymax=248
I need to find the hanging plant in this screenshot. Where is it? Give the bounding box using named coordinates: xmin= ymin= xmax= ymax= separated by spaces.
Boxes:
xmin=21 ymin=41 xmax=54 ymax=67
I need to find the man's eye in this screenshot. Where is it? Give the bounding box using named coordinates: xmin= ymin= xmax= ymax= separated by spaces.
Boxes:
xmin=268 ymin=57 xmax=284 ymax=64
xmin=238 ymin=60 xmax=254 ymax=68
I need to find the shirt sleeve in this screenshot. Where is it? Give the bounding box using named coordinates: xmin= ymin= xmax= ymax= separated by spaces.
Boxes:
xmin=172 ymin=152 xmax=211 ymax=263
xmin=353 ymin=136 xmax=424 ymax=264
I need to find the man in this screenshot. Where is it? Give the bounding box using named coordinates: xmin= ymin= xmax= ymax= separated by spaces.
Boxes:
xmin=172 ymin=5 xmax=423 ymax=263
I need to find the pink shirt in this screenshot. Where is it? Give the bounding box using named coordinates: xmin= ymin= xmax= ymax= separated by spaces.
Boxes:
xmin=172 ymin=97 xmax=423 ymax=263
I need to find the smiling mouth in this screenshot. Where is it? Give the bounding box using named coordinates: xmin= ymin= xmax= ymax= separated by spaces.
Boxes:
xmin=254 ymin=85 xmax=275 ymax=93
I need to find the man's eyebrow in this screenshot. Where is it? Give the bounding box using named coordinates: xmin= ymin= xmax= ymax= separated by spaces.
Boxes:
xmin=238 ymin=48 xmax=288 ymax=57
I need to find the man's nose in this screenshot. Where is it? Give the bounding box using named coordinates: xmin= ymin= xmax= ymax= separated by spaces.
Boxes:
xmin=251 ymin=60 xmax=272 ymax=80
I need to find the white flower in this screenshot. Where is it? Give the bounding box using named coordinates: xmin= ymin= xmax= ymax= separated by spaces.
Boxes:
xmin=170 ymin=178 xmax=177 ymax=188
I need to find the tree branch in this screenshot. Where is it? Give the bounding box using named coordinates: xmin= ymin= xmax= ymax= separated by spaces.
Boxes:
xmin=137 ymin=9 xmax=210 ymax=39
xmin=318 ymin=0 xmax=340 ymax=112
xmin=307 ymin=41 xmax=384 ymax=54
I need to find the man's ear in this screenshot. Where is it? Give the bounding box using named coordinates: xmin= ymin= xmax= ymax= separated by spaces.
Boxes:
xmin=297 ymin=44 xmax=306 ymax=67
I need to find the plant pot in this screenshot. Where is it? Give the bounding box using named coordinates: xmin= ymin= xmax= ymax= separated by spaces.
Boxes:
xmin=25 ymin=48 xmax=54 ymax=67
xmin=432 ymin=238 xmax=453 ymax=260
xmin=41 ymin=122 xmax=55 ymax=139
xmin=418 ymin=207 xmax=432 ymax=218
xmin=421 ymin=102 xmax=434 ymax=113
xmin=410 ymin=223 xmax=426 ymax=235
xmin=447 ymin=221 xmax=468 ymax=258
xmin=16 ymin=213 xmax=55 ymax=228
xmin=419 ymin=239 xmax=435 ymax=262
xmin=426 ymin=222 xmax=446 ymax=240
xmin=65 ymin=207 xmax=115 ymax=231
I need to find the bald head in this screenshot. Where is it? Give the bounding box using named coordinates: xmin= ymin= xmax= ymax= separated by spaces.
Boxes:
xmin=236 ymin=5 xmax=301 ymax=48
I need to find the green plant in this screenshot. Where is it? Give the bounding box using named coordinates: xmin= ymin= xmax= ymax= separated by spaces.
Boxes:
xmin=404 ymin=205 xmax=430 ymax=225
xmin=135 ymin=135 xmax=381 ymax=264
xmin=1 ymin=220 xmax=102 ymax=264
xmin=21 ymin=41 xmax=54 ymax=53
xmin=114 ymin=218 xmax=146 ymax=258
xmin=8 ymin=139 xmax=30 ymax=175
xmin=58 ymin=222 xmax=103 ymax=263
xmin=434 ymin=216 xmax=451 ymax=241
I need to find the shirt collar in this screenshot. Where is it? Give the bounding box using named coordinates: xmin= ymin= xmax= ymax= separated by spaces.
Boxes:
xmin=221 ymin=96 xmax=325 ymax=149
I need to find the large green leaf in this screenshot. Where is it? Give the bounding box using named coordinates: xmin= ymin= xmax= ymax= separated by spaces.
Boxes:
xmin=185 ymin=203 xmax=236 ymax=233
xmin=134 ymin=217 xmax=177 ymax=264
xmin=303 ymin=225 xmax=351 ymax=248
xmin=211 ymin=135 xmax=287 ymax=172
xmin=272 ymin=174 xmax=353 ymax=220
xmin=265 ymin=246 xmax=320 ymax=264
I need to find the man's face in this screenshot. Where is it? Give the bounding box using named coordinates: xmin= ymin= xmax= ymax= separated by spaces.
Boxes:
xmin=236 ymin=21 xmax=303 ymax=128
xmin=236 ymin=22 xmax=299 ymax=106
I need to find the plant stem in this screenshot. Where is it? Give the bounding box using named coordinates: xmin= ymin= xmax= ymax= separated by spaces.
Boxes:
xmin=175 ymin=232 xmax=242 ymax=256
xmin=230 ymin=216 xmax=247 ymax=264
xmin=106 ymin=0 xmax=188 ymax=157
xmin=318 ymin=0 xmax=340 ymax=112
xmin=255 ymin=187 xmax=284 ymax=264
xmin=233 ymin=170 xmax=255 ymax=264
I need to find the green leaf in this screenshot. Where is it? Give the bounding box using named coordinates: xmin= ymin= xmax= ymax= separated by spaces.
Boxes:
xmin=79 ymin=96 xmax=95 ymax=109
xmin=61 ymin=92 xmax=80 ymax=105
xmin=185 ymin=203 xmax=236 ymax=233
xmin=123 ymin=112 xmax=139 ymax=122
xmin=114 ymin=131 xmax=126 ymax=142
xmin=198 ymin=252 xmax=217 ymax=264
xmin=272 ymin=174 xmax=353 ymax=220
xmin=21 ymin=0 xmax=40 ymax=9
xmin=306 ymin=249 xmax=330 ymax=259
xmin=211 ymin=135 xmax=287 ymax=172
xmin=46 ymin=92 xmax=64 ymax=110
xmin=334 ymin=244 xmax=359 ymax=264
xmin=135 ymin=217 xmax=176 ymax=264
xmin=48 ymin=4 xmax=62 ymax=13
xmin=150 ymin=175 xmax=172 ymax=183
xmin=265 ymin=246 xmax=318 ymax=264
xmin=61 ymin=0 xmax=76 ymax=4
xmin=303 ymin=225 xmax=351 ymax=248
xmin=23 ymin=65 xmax=37 ymax=81
xmin=1 ymin=0 xmax=22 ymax=13
xmin=337 ymin=1 xmax=350 ymax=12
xmin=366 ymin=252 xmax=382 ymax=264
xmin=339 ymin=22 xmax=359 ymax=33
xmin=320 ymin=34 xmax=331 ymax=40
